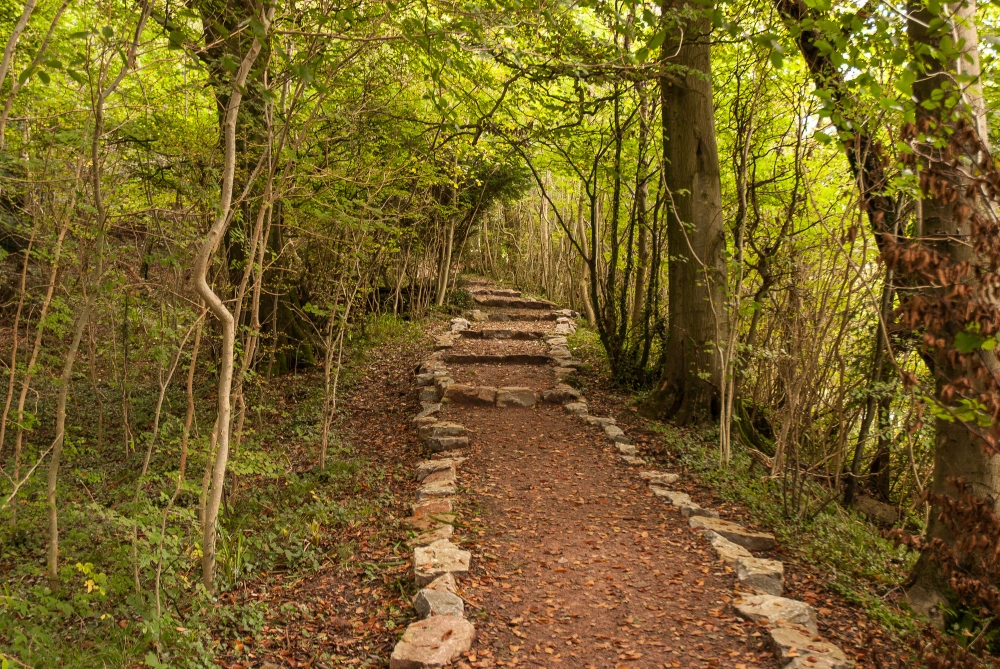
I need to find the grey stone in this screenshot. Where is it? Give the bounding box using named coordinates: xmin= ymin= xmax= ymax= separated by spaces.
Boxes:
xmin=769 ymin=626 xmax=852 ymax=668
xmin=418 ymin=422 xmax=466 ymax=440
xmin=421 ymin=467 xmax=456 ymax=486
xmin=496 ymin=387 xmax=537 ymax=408
xmin=621 ymin=455 xmax=645 ymax=466
xmin=604 ymin=424 xmax=628 ymax=442
xmin=553 ymin=309 xmax=579 ymax=318
xmin=389 ymin=615 xmax=475 ymax=669
xmin=658 ymin=490 xmax=718 ymax=518
xmin=407 ymin=524 xmax=454 ymax=547
xmin=415 ymin=459 xmax=459 ymax=481
xmin=433 ymin=376 xmax=454 ymax=395
xmin=414 ymin=539 xmax=471 ymax=586
xmin=418 ymin=357 xmax=446 ymax=374
xmin=413 ymin=588 xmax=465 ymax=618
xmin=417 ymin=386 xmax=440 ymax=403
xmin=415 ymin=371 xmax=447 ymax=386
xmin=617 ymin=443 xmax=638 ymax=456
xmin=639 ymin=471 xmax=679 ymax=486
xmin=734 ymin=595 xmax=818 ymax=634
xmin=415 ymin=481 xmax=457 ymax=500
xmin=450 ymin=317 xmax=470 ymax=332
xmin=425 ymin=572 xmax=459 ymax=594
xmin=413 ymin=404 xmax=442 ymax=422
xmin=553 ymin=323 xmax=575 ymax=335
xmin=470 ymin=309 xmax=488 ymax=322
xmin=736 ymin=556 xmax=785 ymax=596
xmin=553 ymin=367 xmax=577 ymax=382
xmin=443 ymin=384 xmax=497 ymax=406
xmin=545 ymin=336 xmax=568 ymax=346
xmin=425 ymin=436 xmax=469 ymax=453
xmin=541 ymin=384 xmax=583 ymax=404
xmin=584 ymin=415 xmax=616 ymax=427
xmin=563 ymin=401 xmax=588 ymax=416
xmin=412 ymin=416 xmax=439 ymax=428
xmin=705 ymin=531 xmax=753 ymax=565
xmin=688 ymin=516 xmax=777 ymax=551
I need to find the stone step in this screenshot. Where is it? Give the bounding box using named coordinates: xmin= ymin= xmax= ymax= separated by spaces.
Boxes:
xmin=541 ymin=384 xmax=583 ymax=404
xmin=414 ymin=539 xmax=471 ymax=586
xmin=443 ymin=353 xmax=552 ymax=365
xmin=639 ymin=471 xmax=679 ymax=486
xmin=459 ymin=329 xmax=545 ymax=340
xmin=734 ymin=594 xmax=818 ymax=634
xmin=413 ymin=587 xmax=465 ymax=618
xmin=769 ymin=625 xmax=851 ymax=668
xmin=735 ymin=556 xmax=784 ymax=596
xmin=389 ymin=615 xmax=475 ymax=669
xmin=417 ymin=422 xmax=466 ymax=440
xmin=688 ymin=516 xmax=777 ymax=551
xmin=415 ymin=458 xmax=464 ymax=481
xmin=472 ymin=295 xmax=556 ymax=309
xmin=707 ymin=532 xmax=753 ymax=566
xmin=496 ymin=387 xmax=537 ymax=407
xmin=424 ymin=435 xmax=470 ymax=453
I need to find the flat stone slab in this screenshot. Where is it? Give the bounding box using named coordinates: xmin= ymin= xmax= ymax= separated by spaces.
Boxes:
xmin=621 ymin=455 xmax=645 ymax=466
xmin=736 ymin=556 xmax=784 ymax=596
xmin=407 ymin=524 xmax=454 ymax=547
xmin=443 ymin=384 xmax=497 ymax=406
xmin=657 ymin=490 xmax=718 ymax=518
xmin=450 ymin=317 xmax=470 ymax=332
xmin=707 ymin=532 xmax=753 ymax=565
xmin=769 ymin=625 xmax=851 ymax=668
xmin=416 ymin=481 xmax=457 ymax=500
xmin=617 ymin=443 xmax=638 ymax=456
xmin=444 ymin=353 xmax=551 ymax=365
xmin=689 ymin=516 xmax=776 ymax=551
xmin=415 ymin=459 xmax=458 ymax=481
xmin=422 ymin=468 xmax=456 ymax=485
xmin=412 ymin=499 xmax=453 ymax=517
xmin=425 ymin=572 xmax=459 ymax=594
xmin=496 ymin=387 xmax=537 ymax=408
xmin=418 ymin=422 xmax=466 ymax=440
xmin=412 ymin=404 xmax=442 ymax=422
xmin=418 ymin=387 xmax=440 ymax=403
xmin=413 ymin=588 xmax=465 ymax=618
xmin=603 ymin=424 xmax=632 ymax=445
xmin=639 ymin=471 xmax=680 ymax=486
xmin=414 ymin=539 xmax=471 ymax=586
xmin=563 ymin=401 xmax=588 ymax=416
xmin=734 ymin=595 xmax=817 ymax=634
xmin=541 ymin=385 xmax=583 ymax=404
xmin=389 ymin=615 xmax=475 ymax=669
xmin=545 ymin=336 xmax=568 ymax=345
xmin=415 ymin=371 xmax=448 ymax=386
xmin=425 ymin=436 xmax=469 ymax=453
xmin=584 ymin=415 xmax=616 ymax=427
xmin=553 ymin=367 xmax=577 ymax=382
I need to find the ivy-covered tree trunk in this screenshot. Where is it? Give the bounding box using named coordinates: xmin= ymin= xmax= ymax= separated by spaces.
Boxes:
xmin=901 ymin=0 xmax=1000 ymax=622
xmin=649 ymin=4 xmax=728 ymax=424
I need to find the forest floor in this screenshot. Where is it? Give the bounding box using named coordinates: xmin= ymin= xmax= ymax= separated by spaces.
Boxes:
xmin=209 ymin=282 xmax=915 ymax=669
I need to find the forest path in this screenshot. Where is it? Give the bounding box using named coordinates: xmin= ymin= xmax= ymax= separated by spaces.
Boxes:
xmin=394 ymin=282 xmax=803 ymax=669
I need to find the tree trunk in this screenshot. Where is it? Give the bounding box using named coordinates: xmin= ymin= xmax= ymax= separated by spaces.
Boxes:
xmin=649 ymin=5 xmax=728 ymax=424
xmin=902 ymin=0 xmax=1000 ymax=622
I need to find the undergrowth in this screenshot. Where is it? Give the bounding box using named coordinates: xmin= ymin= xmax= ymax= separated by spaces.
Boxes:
xmin=0 ymin=314 xmax=422 ymax=669
xmin=646 ymin=421 xmax=918 ymax=635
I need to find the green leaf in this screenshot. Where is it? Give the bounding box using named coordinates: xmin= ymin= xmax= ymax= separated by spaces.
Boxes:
xmin=954 ymin=331 xmax=984 ymax=353
xmin=101 ymin=25 xmax=114 ymax=39
xmin=37 ymin=70 xmax=50 ymax=85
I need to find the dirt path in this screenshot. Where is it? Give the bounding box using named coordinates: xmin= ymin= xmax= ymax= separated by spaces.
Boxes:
xmin=452 ymin=403 xmax=775 ymax=668
xmin=386 ymin=283 xmax=840 ymax=669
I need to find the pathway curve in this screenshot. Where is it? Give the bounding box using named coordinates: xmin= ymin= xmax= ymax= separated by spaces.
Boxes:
xmin=390 ymin=281 xmax=851 ymax=669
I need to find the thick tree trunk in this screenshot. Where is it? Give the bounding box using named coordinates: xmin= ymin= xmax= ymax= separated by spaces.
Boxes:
xmin=649 ymin=7 xmax=728 ymax=424
xmin=903 ymin=0 xmax=1000 ymax=621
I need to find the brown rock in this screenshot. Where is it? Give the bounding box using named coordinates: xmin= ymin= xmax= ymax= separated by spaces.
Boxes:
xmin=412 ymin=499 xmax=453 ymax=517
xmin=496 ymin=387 xmax=537 ymax=408
xmin=389 ymin=616 xmax=475 ymax=669
xmin=443 ymin=384 xmax=497 ymax=406
xmin=689 ymin=516 xmax=776 ymax=551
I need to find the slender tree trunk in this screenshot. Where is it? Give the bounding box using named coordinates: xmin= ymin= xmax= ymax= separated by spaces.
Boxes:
xmin=194 ymin=13 xmax=267 ymax=591
xmin=649 ymin=4 xmax=729 ymax=424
